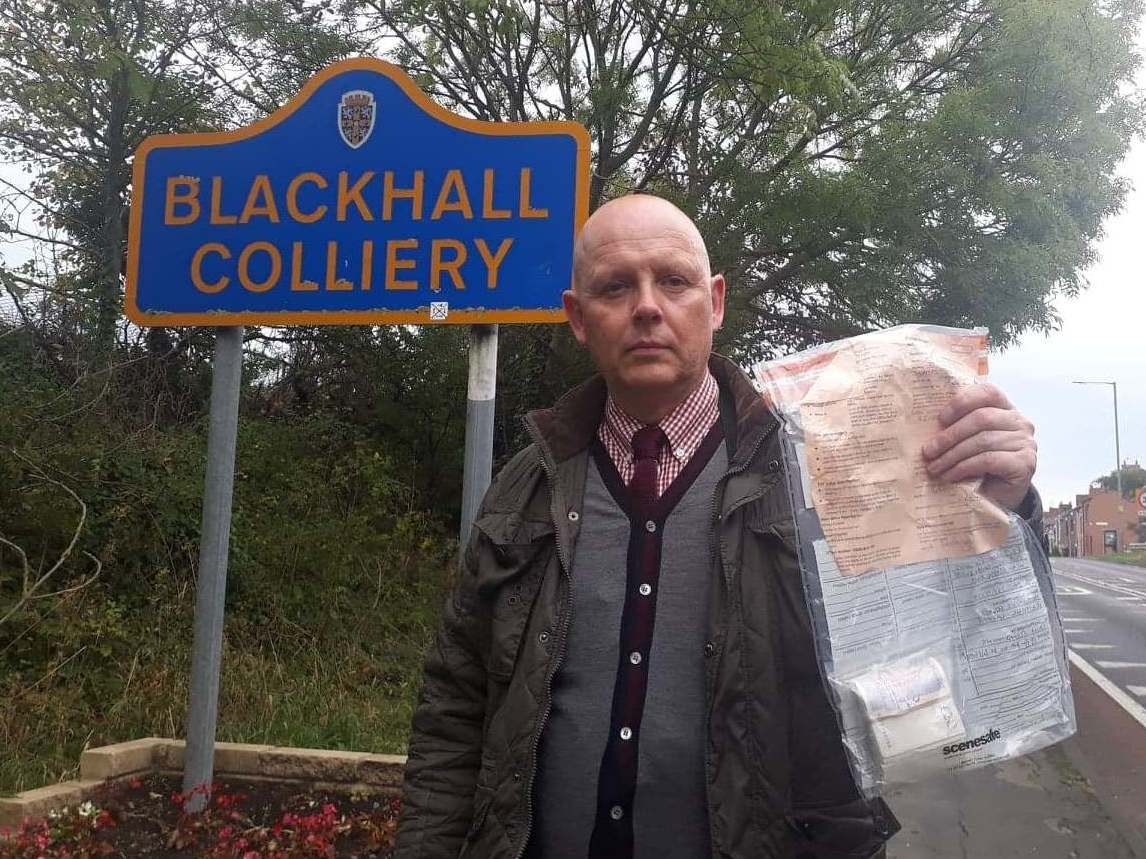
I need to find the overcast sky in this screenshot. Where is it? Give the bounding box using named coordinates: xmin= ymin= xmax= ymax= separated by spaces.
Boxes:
xmin=991 ymin=128 xmax=1146 ymax=509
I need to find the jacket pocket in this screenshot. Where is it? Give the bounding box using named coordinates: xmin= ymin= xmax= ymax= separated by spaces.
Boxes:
xmin=464 ymin=783 xmax=496 ymax=842
xmin=786 ymin=796 xmax=897 ymax=857
xmin=473 ymin=513 xmax=554 ymax=681
xmin=746 ymin=512 xmax=798 ymax=553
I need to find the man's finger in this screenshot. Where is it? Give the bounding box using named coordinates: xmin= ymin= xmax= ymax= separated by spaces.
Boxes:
xmin=934 ymin=448 xmax=1037 ymax=486
xmin=924 ymin=430 xmax=1034 ymax=477
xmin=922 ymin=407 xmax=1029 ymax=460
xmin=938 ymin=383 xmax=1014 ymax=428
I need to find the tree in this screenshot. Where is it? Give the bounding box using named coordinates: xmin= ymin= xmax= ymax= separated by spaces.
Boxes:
xmin=350 ymin=0 xmax=1143 ymax=359
xmin=0 ymin=0 xmax=213 ymax=358
xmin=0 ymin=0 xmax=360 ymax=363
xmin=3 ymin=0 xmax=1142 ymax=507
xmin=1093 ymin=462 xmax=1146 ymax=498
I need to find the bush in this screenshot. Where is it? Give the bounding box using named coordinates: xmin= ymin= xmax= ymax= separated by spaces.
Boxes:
xmin=0 ymin=332 xmax=453 ymax=794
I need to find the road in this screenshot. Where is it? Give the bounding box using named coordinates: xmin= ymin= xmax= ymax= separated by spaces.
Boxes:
xmin=1053 ymin=555 xmax=1146 ymax=705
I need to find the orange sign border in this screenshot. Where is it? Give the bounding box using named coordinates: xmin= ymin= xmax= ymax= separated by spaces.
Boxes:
xmin=125 ymin=57 xmax=591 ymax=327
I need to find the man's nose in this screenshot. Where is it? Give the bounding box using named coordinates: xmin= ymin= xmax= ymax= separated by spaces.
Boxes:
xmin=631 ymin=279 xmax=662 ymax=322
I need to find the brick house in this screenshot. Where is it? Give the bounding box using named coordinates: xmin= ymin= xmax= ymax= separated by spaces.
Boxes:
xmin=1045 ymin=489 xmax=1146 ymax=557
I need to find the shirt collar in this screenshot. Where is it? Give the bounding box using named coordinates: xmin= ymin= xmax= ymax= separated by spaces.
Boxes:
xmin=602 ymin=370 xmax=719 ymax=462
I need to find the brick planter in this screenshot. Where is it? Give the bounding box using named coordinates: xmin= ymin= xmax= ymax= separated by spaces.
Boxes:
xmin=0 ymin=738 xmax=407 ymax=828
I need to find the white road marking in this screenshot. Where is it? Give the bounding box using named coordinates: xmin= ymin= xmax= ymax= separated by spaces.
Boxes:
xmin=1070 ymin=643 xmax=1116 ymax=650
xmin=1117 ymin=596 xmax=1144 ymax=601
xmin=1095 ymin=661 xmax=1146 ymax=669
xmin=1060 ymin=618 xmax=1099 ymax=622
xmin=1056 ymin=585 xmax=1094 ymax=596
xmin=1062 ymin=628 xmax=1088 ymax=634
xmin=1128 ymin=686 xmax=1146 ymax=698
xmin=1056 ymin=570 xmax=1146 ymax=599
xmin=1069 ymin=652 xmax=1146 ymax=731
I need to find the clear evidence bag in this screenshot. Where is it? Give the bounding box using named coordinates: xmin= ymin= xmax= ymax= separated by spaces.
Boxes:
xmin=753 ymin=324 xmax=1075 ymax=797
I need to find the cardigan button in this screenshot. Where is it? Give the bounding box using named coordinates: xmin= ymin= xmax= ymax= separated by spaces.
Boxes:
xmin=767 ymin=459 xmax=781 ymax=472
xmin=704 ymin=642 xmax=716 ymax=657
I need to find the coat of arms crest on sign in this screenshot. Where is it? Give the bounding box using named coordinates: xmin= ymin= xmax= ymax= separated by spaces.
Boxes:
xmin=338 ymin=90 xmax=375 ymax=149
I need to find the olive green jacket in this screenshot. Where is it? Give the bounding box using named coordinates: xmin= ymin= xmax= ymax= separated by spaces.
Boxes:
xmin=395 ymin=355 xmax=899 ymax=858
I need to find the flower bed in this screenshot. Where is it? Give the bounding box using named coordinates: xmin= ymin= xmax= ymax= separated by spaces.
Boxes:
xmin=0 ymin=774 xmax=400 ymax=858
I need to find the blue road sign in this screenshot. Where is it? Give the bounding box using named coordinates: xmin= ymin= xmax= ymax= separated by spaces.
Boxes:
xmin=126 ymin=58 xmax=590 ymax=326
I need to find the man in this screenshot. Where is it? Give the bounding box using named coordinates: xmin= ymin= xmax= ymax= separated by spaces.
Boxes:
xmin=394 ymin=195 xmax=1041 ymax=858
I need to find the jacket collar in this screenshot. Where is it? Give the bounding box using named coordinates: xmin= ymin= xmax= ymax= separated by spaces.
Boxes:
xmin=525 ymin=353 xmax=778 ymax=469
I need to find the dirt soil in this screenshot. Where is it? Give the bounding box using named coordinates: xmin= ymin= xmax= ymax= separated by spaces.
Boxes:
xmin=0 ymin=774 xmax=400 ymax=858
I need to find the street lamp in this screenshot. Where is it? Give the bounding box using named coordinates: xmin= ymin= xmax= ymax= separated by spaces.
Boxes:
xmin=1072 ymin=380 xmax=1122 ymax=498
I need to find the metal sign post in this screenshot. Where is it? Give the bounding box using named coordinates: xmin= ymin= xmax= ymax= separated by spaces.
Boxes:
xmin=124 ymin=57 xmax=588 ymax=808
xmin=182 ymin=326 xmax=243 ymax=810
xmin=460 ymin=324 xmax=498 ymax=546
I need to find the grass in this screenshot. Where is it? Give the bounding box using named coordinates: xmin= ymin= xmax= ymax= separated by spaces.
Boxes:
xmin=1086 ymin=551 xmax=1146 ymax=569
xmin=0 ymin=568 xmax=448 ymax=796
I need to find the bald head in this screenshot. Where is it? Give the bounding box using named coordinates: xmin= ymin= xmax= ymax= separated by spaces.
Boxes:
xmin=572 ymin=195 xmax=711 ymax=290
xmin=561 ymin=192 xmax=726 ymax=423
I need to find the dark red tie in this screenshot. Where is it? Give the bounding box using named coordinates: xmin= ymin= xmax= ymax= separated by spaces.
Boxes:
xmin=629 ymin=425 xmax=668 ymax=510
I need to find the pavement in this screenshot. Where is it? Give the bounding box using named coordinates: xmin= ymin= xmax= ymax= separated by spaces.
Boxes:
xmin=884 ymin=556 xmax=1146 ymax=858
xmin=885 ymin=741 xmax=1134 ymax=858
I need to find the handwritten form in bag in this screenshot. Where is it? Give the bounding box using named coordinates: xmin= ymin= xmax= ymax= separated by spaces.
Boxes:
xmin=756 ymin=327 xmax=1009 ymax=576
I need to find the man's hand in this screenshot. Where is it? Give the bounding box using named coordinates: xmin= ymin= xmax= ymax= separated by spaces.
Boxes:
xmin=921 ymin=383 xmax=1037 ymax=512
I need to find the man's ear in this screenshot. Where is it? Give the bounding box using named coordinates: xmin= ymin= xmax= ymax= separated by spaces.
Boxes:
xmin=563 ymin=289 xmax=588 ymax=346
xmin=710 ymin=274 xmax=726 ymax=330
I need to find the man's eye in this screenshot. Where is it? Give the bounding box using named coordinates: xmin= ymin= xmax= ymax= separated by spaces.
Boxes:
xmin=662 ymin=275 xmax=690 ymax=289
xmin=599 ymin=281 xmax=628 ymax=296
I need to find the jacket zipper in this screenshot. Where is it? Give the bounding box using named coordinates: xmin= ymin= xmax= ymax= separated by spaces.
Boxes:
xmin=514 ymin=420 xmax=575 ymax=859
xmin=703 ymin=425 xmax=773 ymax=859
xmin=707 ymin=424 xmax=772 ymax=654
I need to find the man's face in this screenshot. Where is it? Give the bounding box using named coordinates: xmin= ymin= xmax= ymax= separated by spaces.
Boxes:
xmin=563 ymin=198 xmax=725 ymax=417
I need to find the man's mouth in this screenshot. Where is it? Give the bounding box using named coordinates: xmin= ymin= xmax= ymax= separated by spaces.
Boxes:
xmin=628 ymin=342 xmax=669 ymax=352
